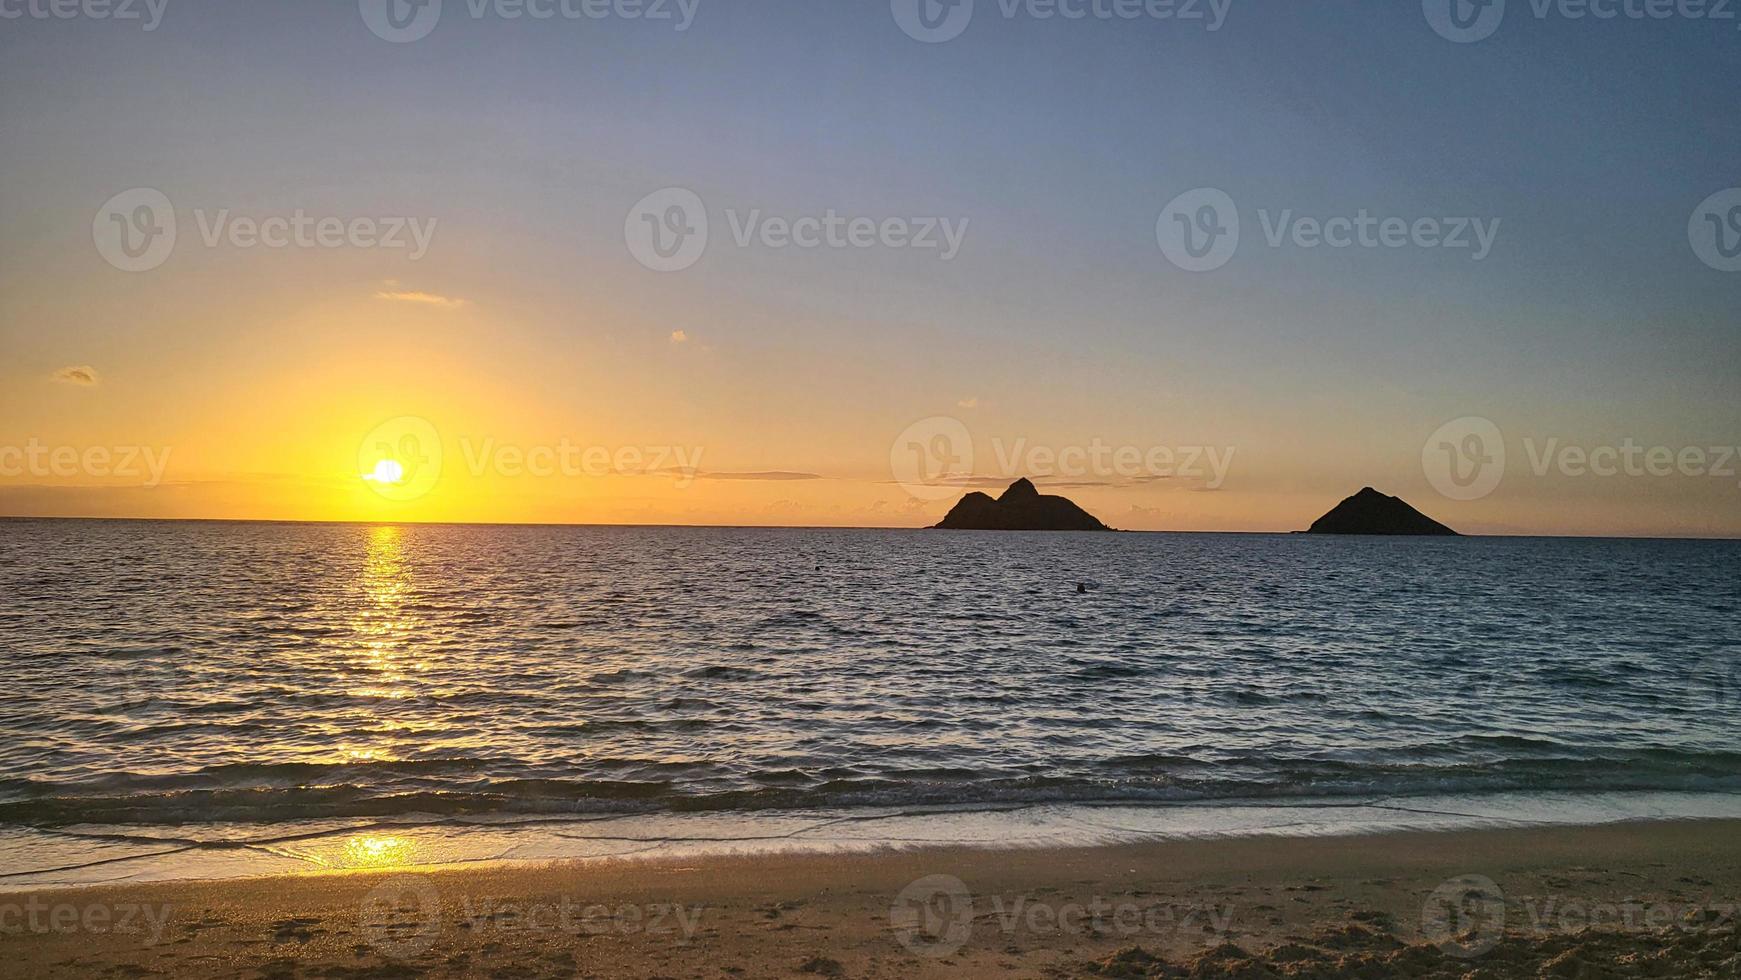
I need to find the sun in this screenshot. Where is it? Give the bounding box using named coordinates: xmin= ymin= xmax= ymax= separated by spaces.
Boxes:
xmin=365 ymin=459 xmax=406 ymax=485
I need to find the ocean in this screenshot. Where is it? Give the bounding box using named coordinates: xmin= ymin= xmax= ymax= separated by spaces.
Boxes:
xmin=3 ymin=519 xmax=1739 ymax=887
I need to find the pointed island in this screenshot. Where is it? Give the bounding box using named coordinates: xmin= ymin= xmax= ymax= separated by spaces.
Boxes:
xmin=1304 ymin=487 xmax=1458 ymax=536
xmin=932 ymin=478 xmax=1112 ymax=531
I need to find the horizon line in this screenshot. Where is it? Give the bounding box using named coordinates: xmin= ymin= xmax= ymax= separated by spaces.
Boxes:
xmin=2 ymin=513 xmax=1738 ymax=543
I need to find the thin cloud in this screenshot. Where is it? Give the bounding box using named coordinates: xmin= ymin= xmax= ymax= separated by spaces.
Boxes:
xmin=376 ymin=290 xmax=467 ymax=309
xmin=706 ymin=471 xmax=823 ymax=481
xmin=657 ymin=468 xmax=824 ymax=482
xmin=957 ymin=397 xmax=979 ymax=409
xmin=52 ymin=365 xmax=100 ymax=386
xmin=670 ymin=330 xmax=690 ymax=344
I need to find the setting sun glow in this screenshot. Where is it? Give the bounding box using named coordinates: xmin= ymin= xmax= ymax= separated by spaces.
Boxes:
xmin=365 ymin=460 xmax=405 ymax=485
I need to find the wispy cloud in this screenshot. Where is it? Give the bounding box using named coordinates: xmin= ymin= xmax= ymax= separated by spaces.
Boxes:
xmin=657 ymin=468 xmax=824 ymax=482
xmin=670 ymin=330 xmax=690 ymax=344
xmin=52 ymin=365 xmax=100 ymax=386
xmin=706 ymin=471 xmax=822 ymax=481
xmin=957 ymin=397 xmax=979 ymax=409
xmin=376 ymin=289 xmax=467 ymax=309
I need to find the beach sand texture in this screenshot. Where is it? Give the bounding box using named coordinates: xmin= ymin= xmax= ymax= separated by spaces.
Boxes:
xmin=3 ymin=820 xmax=1737 ymax=978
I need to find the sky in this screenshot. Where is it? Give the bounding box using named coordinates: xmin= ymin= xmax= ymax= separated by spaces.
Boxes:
xmin=1 ymin=0 xmax=1738 ymax=535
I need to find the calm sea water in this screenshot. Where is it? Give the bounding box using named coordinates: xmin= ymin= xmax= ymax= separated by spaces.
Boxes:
xmin=2 ymin=519 xmax=1739 ymax=881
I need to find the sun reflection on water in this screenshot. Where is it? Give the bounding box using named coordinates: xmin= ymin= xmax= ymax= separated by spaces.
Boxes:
xmin=332 ymin=834 xmax=418 ymax=869
xmin=354 ymin=525 xmax=429 ymax=685
xmin=330 ymin=526 xmax=431 ymax=759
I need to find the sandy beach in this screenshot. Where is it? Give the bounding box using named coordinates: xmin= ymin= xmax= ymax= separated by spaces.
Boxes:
xmin=3 ymin=819 xmax=1737 ymax=978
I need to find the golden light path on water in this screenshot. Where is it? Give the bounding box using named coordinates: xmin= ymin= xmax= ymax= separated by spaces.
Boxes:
xmin=306 ymin=527 xmax=430 ymax=871
xmin=351 ymin=525 xmax=422 ymax=702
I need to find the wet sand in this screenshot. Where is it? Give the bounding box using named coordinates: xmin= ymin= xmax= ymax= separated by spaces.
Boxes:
xmin=2 ymin=819 xmax=1737 ymax=978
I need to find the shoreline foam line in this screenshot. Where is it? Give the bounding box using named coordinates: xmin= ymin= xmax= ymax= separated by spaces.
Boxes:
xmin=5 ymin=789 xmax=1741 ymax=892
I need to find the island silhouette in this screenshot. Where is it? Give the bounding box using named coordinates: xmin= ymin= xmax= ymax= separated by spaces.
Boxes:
xmin=1304 ymin=487 xmax=1458 ymax=536
xmin=932 ymin=479 xmax=1112 ymax=531
xmin=929 ymin=481 xmax=1457 ymax=535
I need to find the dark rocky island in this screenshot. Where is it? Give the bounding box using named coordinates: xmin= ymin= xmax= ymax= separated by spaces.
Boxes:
xmin=932 ymin=478 xmax=1111 ymax=531
xmin=1304 ymin=487 xmax=1458 ymax=536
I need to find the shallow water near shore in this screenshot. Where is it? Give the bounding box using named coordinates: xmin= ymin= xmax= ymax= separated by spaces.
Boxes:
xmin=2 ymin=519 xmax=1738 ymax=887
xmin=6 ymin=790 xmax=1741 ymax=891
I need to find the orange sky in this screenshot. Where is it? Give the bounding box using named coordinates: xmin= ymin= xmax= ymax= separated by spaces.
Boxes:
xmin=3 ymin=279 xmax=1736 ymax=537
